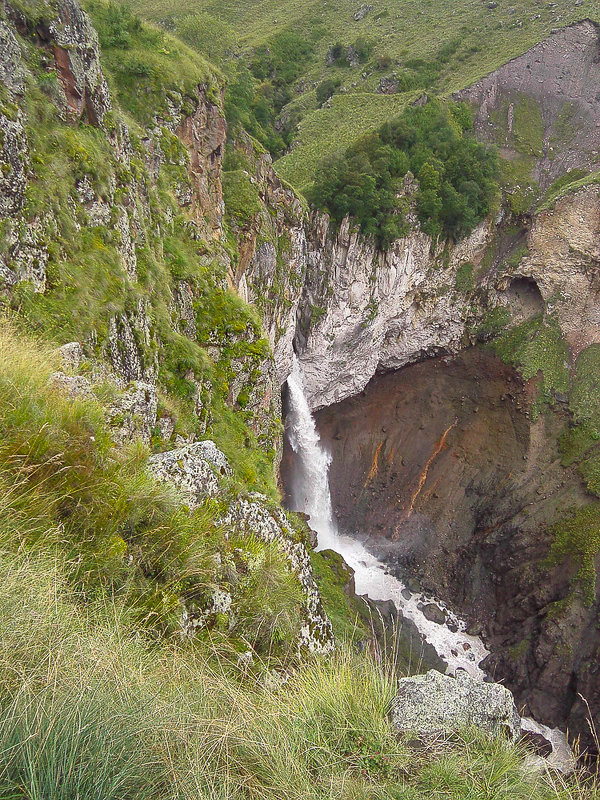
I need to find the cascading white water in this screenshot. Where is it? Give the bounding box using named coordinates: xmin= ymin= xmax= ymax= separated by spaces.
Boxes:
xmin=285 ymin=356 xmax=490 ymax=678
xmin=285 ymin=357 xmax=339 ymax=551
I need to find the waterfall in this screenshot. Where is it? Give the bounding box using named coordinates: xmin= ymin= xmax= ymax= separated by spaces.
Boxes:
xmin=284 ymin=356 xmax=491 ymax=679
xmin=285 ymin=356 xmax=338 ymax=551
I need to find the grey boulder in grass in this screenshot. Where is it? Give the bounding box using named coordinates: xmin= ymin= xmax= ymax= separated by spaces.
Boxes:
xmin=390 ymin=670 xmax=521 ymax=741
xmin=148 ymin=441 xmax=232 ymax=506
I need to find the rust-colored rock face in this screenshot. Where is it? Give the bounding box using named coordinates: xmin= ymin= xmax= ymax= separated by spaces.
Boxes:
xmin=314 ymin=349 xmax=533 ymax=564
xmin=175 ymin=86 xmax=227 ymax=237
xmin=309 ymin=348 xmax=599 ymax=752
xmin=52 ymin=0 xmax=111 ymax=126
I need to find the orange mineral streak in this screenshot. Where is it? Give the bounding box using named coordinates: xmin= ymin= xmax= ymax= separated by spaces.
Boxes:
xmin=405 ymin=418 xmax=458 ymax=519
xmin=364 ymin=441 xmax=384 ymax=487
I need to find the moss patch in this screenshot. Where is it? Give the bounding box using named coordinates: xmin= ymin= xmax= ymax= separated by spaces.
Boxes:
xmin=511 ymin=95 xmax=544 ymax=158
xmin=310 ymin=549 xmax=366 ymax=642
xmin=222 ymin=169 xmax=262 ymax=227
xmin=455 ymin=261 xmax=475 ymax=293
xmin=489 ymin=315 xmax=569 ymax=413
xmin=570 ymin=345 xmax=600 ymax=435
xmin=549 ymin=503 xmax=600 ymax=606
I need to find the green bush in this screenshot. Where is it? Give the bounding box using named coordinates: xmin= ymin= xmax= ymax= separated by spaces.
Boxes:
xmin=309 ymin=100 xmax=498 ymax=248
xmin=316 ymin=78 xmax=341 ymax=106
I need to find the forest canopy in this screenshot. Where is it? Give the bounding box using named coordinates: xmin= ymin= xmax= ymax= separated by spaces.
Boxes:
xmin=309 ymin=100 xmax=499 ymax=248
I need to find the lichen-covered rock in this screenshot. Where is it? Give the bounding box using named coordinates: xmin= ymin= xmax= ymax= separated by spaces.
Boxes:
xmin=150 ymin=450 xmax=333 ymax=654
xmin=0 ymin=214 xmax=49 ymax=290
xmin=48 ymin=371 xmax=94 ymax=400
xmin=115 ymin=208 xmax=137 ymax=280
xmin=389 ymin=670 xmax=521 ymax=740
xmin=174 ymin=281 xmax=197 ymax=339
xmin=181 ymin=587 xmax=233 ymax=637
xmin=107 ymin=305 xmax=158 ymax=384
xmin=221 ymin=496 xmax=334 ymax=654
xmin=57 ymin=341 xmax=85 ymax=371
xmin=148 ymin=441 xmax=232 ymax=506
xmin=0 ymin=111 xmax=28 ymax=219
xmin=520 ymin=717 xmax=575 ymax=775
xmin=0 ymin=22 xmax=24 ymax=96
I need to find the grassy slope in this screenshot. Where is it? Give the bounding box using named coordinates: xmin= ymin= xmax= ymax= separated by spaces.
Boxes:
xmin=129 ymin=0 xmax=600 ymax=189
xmin=0 ymin=546 xmax=597 ymax=799
xmin=0 ymin=324 xmax=593 ymax=799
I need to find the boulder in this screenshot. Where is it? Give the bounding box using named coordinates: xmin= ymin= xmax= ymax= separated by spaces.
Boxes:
xmin=149 ymin=441 xmax=232 ymax=506
xmin=390 ymin=670 xmax=521 ymax=740
xmin=419 ymin=602 xmax=447 ymax=625
xmin=520 ymin=717 xmax=575 ymax=775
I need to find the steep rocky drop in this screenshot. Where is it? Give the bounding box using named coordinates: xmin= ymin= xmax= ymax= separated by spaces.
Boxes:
xmin=313 ymin=348 xmax=599 ymax=750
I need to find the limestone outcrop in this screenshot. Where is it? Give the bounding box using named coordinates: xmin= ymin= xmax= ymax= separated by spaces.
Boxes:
xmin=148 ymin=441 xmax=232 ymax=505
xmin=51 ymin=0 xmax=111 ymax=126
xmin=149 ymin=444 xmax=334 ymax=654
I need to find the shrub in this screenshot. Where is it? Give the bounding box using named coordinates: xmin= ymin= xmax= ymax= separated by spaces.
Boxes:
xmin=309 ymin=100 xmax=498 ymax=247
xmin=353 ymin=36 xmax=374 ymax=63
xmin=377 ymin=54 xmax=394 ymax=70
xmin=316 ymin=78 xmax=341 ymax=106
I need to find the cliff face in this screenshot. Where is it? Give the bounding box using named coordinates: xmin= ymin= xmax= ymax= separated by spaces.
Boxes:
xmin=315 ymin=348 xmax=598 ymax=742
xmin=0 ymin=0 xmax=283 ymax=450
xmin=0 ymin=0 xmax=335 ymax=657
xmin=458 ymin=20 xmax=600 ymax=193
xmin=240 ymin=180 xmax=600 ymax=413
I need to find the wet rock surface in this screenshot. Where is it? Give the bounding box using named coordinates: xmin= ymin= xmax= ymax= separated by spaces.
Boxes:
xmin=313 ymin=347 xmax=600 ymax=750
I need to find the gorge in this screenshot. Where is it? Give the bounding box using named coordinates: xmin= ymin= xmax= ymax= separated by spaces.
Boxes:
xmin=1 ymin=0 xmax=600 ymax=791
